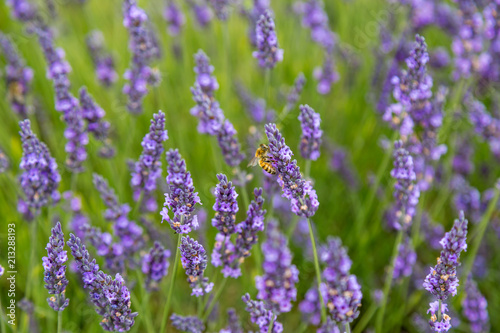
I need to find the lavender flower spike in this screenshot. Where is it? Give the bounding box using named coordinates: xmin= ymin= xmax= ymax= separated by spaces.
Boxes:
xmin=179 ymin=236 xmax=213 ymax=297
xmin=256 ymin=220 xmax=299 ymax=313
xmin=253 ymin=10 xmax=284 ymax=69
xmin=264 ymin=123 xmax=319 ymax=217
xmin=85 ymin=30 xmax=118 ymax=87
xmin=164 ymin=1 xmax=185 ymax=36
xmin=161 ymin=149 xmax=202 ymax=234
xmin=19 ymin=119 xmax=61 ymax=213
xmin=298 ymin=104 xmax=322 ymax=161
xmin=43 ymin=222 xmax=69 ymax=311
xmin=67 ymin=234 xmax=137 ymax=331
xmin=242 ymin=293 xmax=283 ymax=333
xmin=212 ymin=173 xmax=239 ymax=235
xmin=193 ymin=50 xmax=219 ymax=97
xmin=286 ymin=73 xmax=306 ymax=111
xmin=462 ymin=277 xmax=489 ymax=333
xmin=170 ymin=314 xmax=205 ymax=333
xmin=131 ymin=110 xmax=168 ymax=212
xmin=216 ymin=120 xmax=245 ymax=167
xmin=0 ymin=148 xmax=9 ymax=173
xmin=141 ymin=241 xmax=171 ymax=291
xmin=0 ymin=32 xmax=34 ymax=118
xmin=79 ymin=87 xmax=111 ymax=142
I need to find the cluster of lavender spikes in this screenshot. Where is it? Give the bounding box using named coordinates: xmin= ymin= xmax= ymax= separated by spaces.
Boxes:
xmin=170 ymin=314 xmax=205 ymax=333
xmin=161 ymin=149 xmax=201 ymax=234
xmin=0 ymin=32 xmax=34 ymax=117
xmin=253 ymin=10 xmax=283 ymax=69
xmin=190 ymin=50 xmax=245 ymax=166
xmin=85 ymin=30 xmax=118 ymax=86
xmin=18 ymin=119 xmax=61 ymax=214
xmin=179 ymin=235 xmax=213 ymax=296
xmin=67 ymin=234 xmax=137 ymax=331
xmin=423 ymin=211 xmax=468 ymax=332
xmin=141 ymin=241 xmax=171 ymax=291
xmin=298 ymin=104 xmax=322 ymax=161
xmin=265 ymin=123 xmax=319 ymax=217
xmin=242 ymin=293 xmax=284 ymax=333
xmin=131 ymin=111 xmax=168 ymax=212
xmin=42 ymin=222 xmax=69 ymax=311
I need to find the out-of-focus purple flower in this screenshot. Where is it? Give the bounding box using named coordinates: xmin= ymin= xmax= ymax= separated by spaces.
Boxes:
xmin=0 ymin=148 xmax=9 ymax=173
xmin=216 ymin=120 xmax=245 ymax=167
xmin=18 ymin=119 xmax=61 ymax=214
xmin=393 ymin=235 xmax=417 ymax=281
xmin=170 ymin=314 xmax=205 ymax=333
xmin=82 ymin=224 xmax=126 ymax=274
xmin=0 ymin=265 xmax=4 ymax=277
xmin=329 ymin=146 xmax=359 ymax=189
xmin=462 ymin=277 xmax=490 ymax=333
xmin=244 ymin=0 xmax=270 ymax=47
xmin=421 ymin=213 xmax=444 ymax=250
xmin=142 ymin=241 xmax=171 ymax=291
xmin=265 ymin=123 xmax=319 ymax=217
xmin=298 ymin=104 xmax=322 ymax=161
xmin=194 ymin=49 xmax=219 ymax=97
xmin=313 ymin=52 xmax=339 ymax=94
xmin=0 ymin=32 xmax=34 ymax=117
xmin=209 ymin=0 xmax=231 ymax=20
xmin=67 ymin=234 xmax=137 ymax=331
xmin=320 ymin=237 xmax=362 ymax=324
xmin=164 ymin=1 xmax=185 ymax=36
xmin=481 ymin=2 xmax=500 ymax=83
xmin=188 ymin=0 xmax=213 ymax=27
xmin=212 ymin=174 xmax=239 ymax=235
xmin=190 ymin=84 xmax=224 ymax=135
xmin=6 ymin=0 xmax=38 ymax=22
xmin=423 ymin=211 xmax=468 ymax=300
xmin=253 ymin=10 xmax=283 ymax=69
xmin=389 ymin=140 xmax=420 ymax=230
xmin=286 ymin=72 xmax=306 ymax=111
xmin=42 ymin=222 xmax=69 ymax=311
xmin=161 ymin=149 xmax=202 ymax=234
xmin=131 ymin=110 xmax=168 ymax=212
xmin=179 ymin=236 xmax=213 ymax=297
xmin=296 ymin=0 xmax=335 ymax=51
xmin=123 ymin=0 xmax=161 ymax=113
xmin=79 ymin=87 xmax=111 ymax=144
xmin=62 ymin=191 xmax=89 ymax=241
xmin=298 ymin=285 xmax=323 ymax=326
xmin=85 ymin=30 xmax=118 ymax=86
xmin=467 ymin=96 xmax=500 ymax=158
xmin=452 ymin=138 xmax=474 ymax=177
xmin=427 ymin=300 xmax=452 ymax=332
xmin=235 ymin=82 xmax=270 ymax=123
xmin=256 ymin=220 xmax=298 ymax=313
xmin=452 ymin=176 xmax=481 ymax=223
xmin=430 ymin=47 xmax=450 ymax=69
xmin=220 ymin=308 xmax=243 ymax=333
xmin=242 ymin=293 xmax=283 ymax=333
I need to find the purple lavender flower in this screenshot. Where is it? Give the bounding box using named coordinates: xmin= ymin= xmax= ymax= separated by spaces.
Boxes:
xmin=481 ymin=2 xmax=500 ymax=83
xmin=0 ymin=148 xmax=9 ymax=173
xmin=256 ymin=220 xmax=299 ymax=313
xmin=212 ymin=174 xmax=239 ymax=235
xmin=242 ymin=293 xmax=283 ymax=333
xmin=217 ymin=120 xmax=245 ymax=167
xmin=85 ymin=30 xmax=118 ymax=86
xmin=427 ymin=301 xmax=452 ymax=332
xmin=265 ymin=123 xmax=319 ymax=217
xmin=141 ymin=241 xmax=171 ymax=291
xmin=179 ymin=236 xmax=213 ymax=296
xmin=188 ymin=1 xmax=213 ymax=27
xmin=0 ymin=265 xmax=4 ymax=277
xmin=164 ymin=1 xmax=185 ymax=36
xmin=62 ymin=191 xmax=89 ymax=241
xmin=320 ymin=237 xmax=362 ymax=324
xmin=235 ymin=82 xmax=269 ymax=123
xmin=79 ymin=87 xmax=111 ymax=142
xmin=82 ymin=224 xmax=126 ymax=274
xmin=123 ymin=0 xmax=160 ymax=113
xmin=423 ymin=211 xmax=468 ymax=300
xmin=297 ymin=0 xmax=335 ymax=51
xmin=317 ymin=317 xmax=341 ymax=333
xmin=209 ymin=0 xmax=230 ymax=20
xmin=6 ymin=0 xmax=38 ymax=22
xmin=286 ymin=72 xmax=306 ymax=111
xmin=170 ymin=314 xmax=205 ymax=333
xmin=244 ymin=0 xmax=270 ymax=47
xmin=329 ymin=146 xmax=359 ymax=189
xmin=389 ymin=140 xmax=420 ymax=230
xmin=131 ymin=111 xmax=168 ymax=212
xmin=253 ymin=10 xmax=283 ymax=69
xmin=452 ymin=138 xmax=474 ymax=177
xmin=467 ymin=96 xmax=500 ymax=158
xmin=313 ymin=52 xmax=338 ymax=94
xmin=161 ymin=149 xmax=202 ymax=234
xmin=220 ymin=308 xmax=243 ymax=333
xmin=462 ymin=277 xmax=490 ymax=333
xmin=298 ymin=286 xmax=323 ymax=326
xmin=393 ymin=235 xmax=417 ymax=281
xmin=298 ymin=104 xmax=322 ymax=160
xmin=18 ymin=119 xmax=61 ymax=213
xmin=190 ymin=84 xmax=224 ymax=135
xmin=67 ymin=234 xmax=137 ymax=331
xmin=42 ymin=222 xmax=69 ymax=311
xmin=193 ymin=50 xmax=219 ymax=97
xmin=0 ymin=33 xmax=34 ymax=117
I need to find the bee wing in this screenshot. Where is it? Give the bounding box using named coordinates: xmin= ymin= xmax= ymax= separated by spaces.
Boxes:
xmin=247 ymin=156 xmax=259 ymax=167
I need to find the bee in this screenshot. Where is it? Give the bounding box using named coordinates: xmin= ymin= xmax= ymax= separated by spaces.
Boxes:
xmin=248 ymin=144 xmax=277 ymax=175
xmin=7 ymin=81 xmax=25 ymax=105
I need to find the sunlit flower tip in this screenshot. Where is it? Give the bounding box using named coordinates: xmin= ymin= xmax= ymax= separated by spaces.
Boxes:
xmin=170 ymin=314 xmax=205 ymax=333
xmin=298 ymin=104 xmax=322 ymax=161
xmin=253 ymin=10 xmax=283 ymax=69
xmin=43 ymin=222 xmax=69 ymax=311
xmin=179 ymin=236 xmax=213 ymax=296
xmin=142 ymin=241 xmax=171 ymax=291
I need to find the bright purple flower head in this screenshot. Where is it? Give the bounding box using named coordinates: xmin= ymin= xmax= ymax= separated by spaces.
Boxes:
xmin=298 ymin=104 xmax=322 ymax=160
xmin=170 ymin=314 xmax=205 ymax=333
xmin=131 ymin=110 xmax=168 ymax=211
xmin=164 ymin=1 xmax=185 ymax=36
xmin=462 ymin=277 xmax=489 ymax=333
xmin=242 ymin=293 xmax=283 ymax=333
xmin=18 ymin=119 xmax=61 ymax=214
xmin=142 ymin=241 xmax=171 ymax=291
xmin=67 ymin=234 xmax=137 ymax=331
xmin=212 ymin=174 xmax=239 ymax=235
xmin=265 ymin=123 xmax=319 ymax=217
xmin=253 ymin=10 xmax=283 ymax=69
xmin=43 ymin=222 xmax=69 ymax=311
xmin=161 ymin=149 xmax=202 ymax=234
xmin=179 ymin=236 xmax=213 ymax=297
xmin=85 ymin=30 xmax=118 ymax=86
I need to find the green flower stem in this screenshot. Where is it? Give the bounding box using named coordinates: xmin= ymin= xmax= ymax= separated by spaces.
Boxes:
xmin=160 ymin=233 xmax=182 ymax=333
xmin=57 ymin=311 xmax=62 ymax=333
xmin=267 ymin=315 xmax=275 ymax=333
xmin=352 ymin=301 xmax=377 ymax=333
xmin=344 ymin=323 xmax=351 ymax=333
xmin=136 ymin=271 xmax=155 ymax=333
xmin=202 ymin=277 xmax=227 ymax=322
xmin=438 ymin=299 xmax=442 ymax=322
xmin=375 ymin=228 xmax=403 ymax=333
xmin=307 ymin=218 xmax=327 ymax=324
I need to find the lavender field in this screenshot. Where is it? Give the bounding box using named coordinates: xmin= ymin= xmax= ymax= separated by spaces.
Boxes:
xmin=0 ymin=0 xmax=499 ymax=332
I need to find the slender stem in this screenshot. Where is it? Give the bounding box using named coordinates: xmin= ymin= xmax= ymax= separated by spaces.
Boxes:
xmin=202 ymin=277 xmax=227 ymax=322
xmin=344 ymin=323 xmax=352 ymax=333
xmin=25 ymin=219 xmax=38 ymax=299
xmin=286 ymin=216 xmax=299 ymax=238
xmin=307 ymin=218 xmax=327 ymax=324
xmin=197 ymin=297 xmax=203 ymax=318
xmin=304 ymin=159 xmax=312 ymax=180
xmin=160 ymin=234 xmax=182 ymax=333
xmin=265 ymin=69 xmax=271 ymax=106
xmin=136 ymin=271 xmax=155 ymax=333
xmin=352 ymin=302 xmax=377 ymax=333
xmin=132 ymin=192 xmax=144 ymax=219
xmin=461 ymin=184 xmax=500 ymax=284
xmin=267 ymin=315 xmax=275 ymax=333
xmin=438 ymin=299 xmax=442 ymax=322
xmin=375 ymin=229 xmax=403 ymax=333
xmin=70 ymin=172 xmax=78 ymax=193
xmin=57 ymin=311 xmax=62 ymax=333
